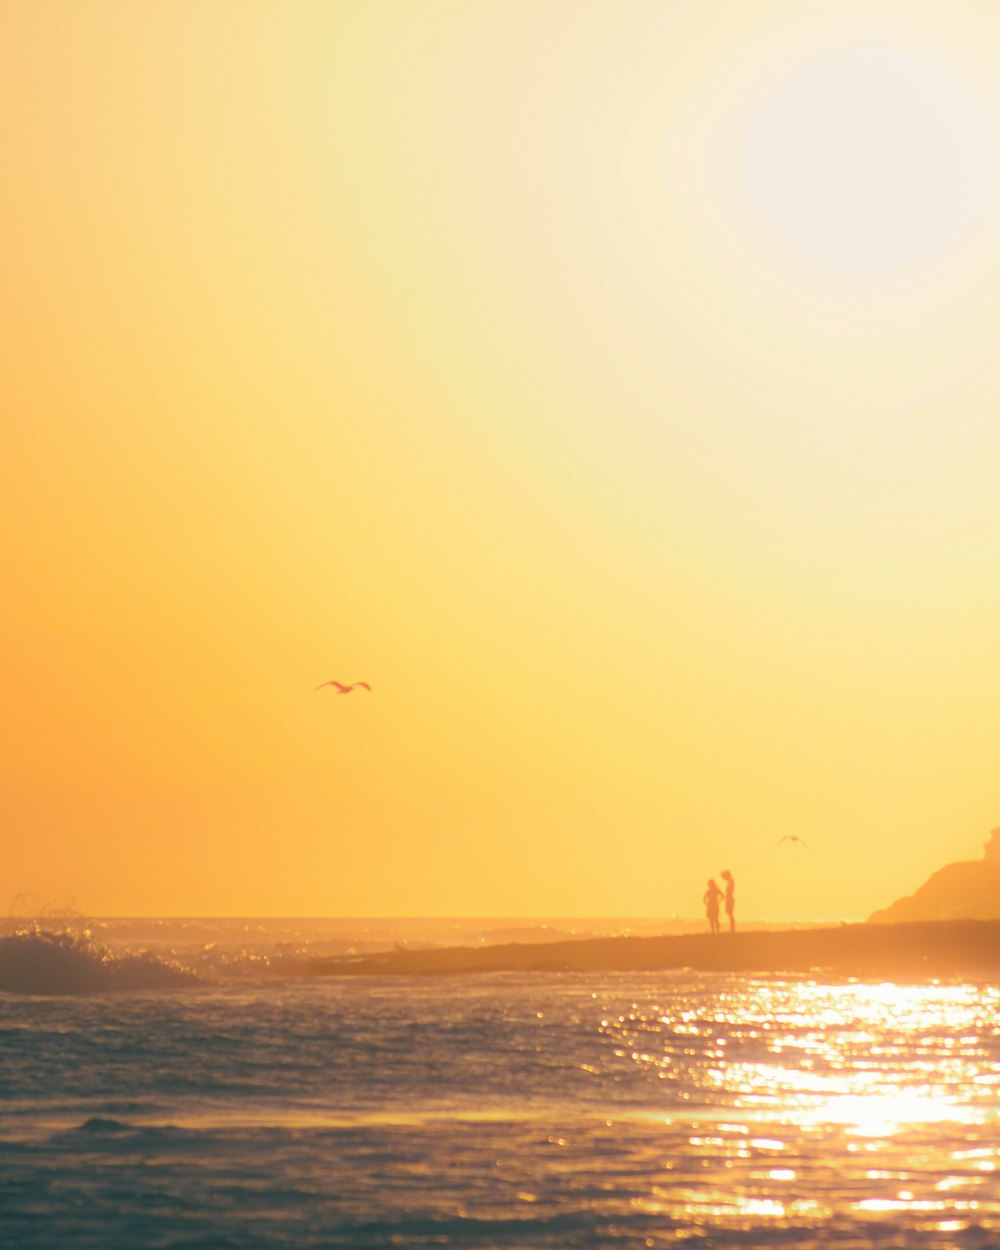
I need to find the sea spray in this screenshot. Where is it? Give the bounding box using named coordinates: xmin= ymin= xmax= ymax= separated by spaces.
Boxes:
xmin=0 ymin=927 xmax=200 ymax=995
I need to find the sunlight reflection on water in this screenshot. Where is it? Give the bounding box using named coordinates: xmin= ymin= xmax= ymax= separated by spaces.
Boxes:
xmin=594 ymin=977 xmax=1000 ymax=1245
xmin=2 ymin=972 xmax=999 ymax=1247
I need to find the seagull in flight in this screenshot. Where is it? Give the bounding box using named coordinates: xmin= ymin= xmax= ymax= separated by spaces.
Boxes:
xmin=316 ymin=680 xmax=372 ymax=694
xmin=777 ymin=835 xmax=808 ymax=847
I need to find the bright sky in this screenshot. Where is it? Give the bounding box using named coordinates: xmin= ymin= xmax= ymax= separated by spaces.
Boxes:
xmin=5 ymin=1 xmax=1000 ymax=920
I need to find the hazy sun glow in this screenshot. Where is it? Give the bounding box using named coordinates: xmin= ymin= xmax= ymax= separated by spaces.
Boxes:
xmin=739 ymin=48 xmax=999 ymax=271
xmin=5 ymin=1 xmax=1000 ymax=917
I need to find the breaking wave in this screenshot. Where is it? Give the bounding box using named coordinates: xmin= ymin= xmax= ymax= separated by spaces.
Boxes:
xmin=0 ymin=916 xmax=691 ymax=996
xmin=0 ymin=928 xmax=200 ymax=995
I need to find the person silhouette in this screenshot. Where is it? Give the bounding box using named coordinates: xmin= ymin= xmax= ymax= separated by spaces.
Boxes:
xmin=721 ymin=869 xmax=735 ymax=934
xmin=703 ymin=878 xmax=723 ymax=934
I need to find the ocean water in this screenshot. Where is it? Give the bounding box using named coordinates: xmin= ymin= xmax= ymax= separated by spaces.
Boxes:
xmin=1 ymin=923 xmax=998 ymax=1248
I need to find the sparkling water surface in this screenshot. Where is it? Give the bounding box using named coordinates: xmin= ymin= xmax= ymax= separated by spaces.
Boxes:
xmin=2 ymin=960 xmax=999 ymax=1248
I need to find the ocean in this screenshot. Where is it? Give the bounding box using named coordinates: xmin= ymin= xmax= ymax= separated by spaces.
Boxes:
xmin=0 ymin=919 xmax=998 ymax=1248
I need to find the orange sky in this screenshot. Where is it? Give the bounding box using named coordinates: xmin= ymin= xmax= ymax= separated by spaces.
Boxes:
xmin=5 ymin=1 xmax=1000 ymax=919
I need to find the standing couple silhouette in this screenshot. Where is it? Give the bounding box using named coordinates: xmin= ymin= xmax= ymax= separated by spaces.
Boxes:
xmin=703 ymin=870 xmax=735 ymax=934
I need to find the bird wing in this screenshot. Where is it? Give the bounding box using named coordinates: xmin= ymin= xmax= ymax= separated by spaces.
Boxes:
xmin=355 ymin=682 xmax=372 ymax=691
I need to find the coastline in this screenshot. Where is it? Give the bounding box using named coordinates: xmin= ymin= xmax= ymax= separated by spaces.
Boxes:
xmin=307 ymin=918 xmax=1000 ymax=980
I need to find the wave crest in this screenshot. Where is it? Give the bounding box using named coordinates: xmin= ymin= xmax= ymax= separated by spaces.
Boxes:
xmin=0 ymin=928 xmax=200 ymax=995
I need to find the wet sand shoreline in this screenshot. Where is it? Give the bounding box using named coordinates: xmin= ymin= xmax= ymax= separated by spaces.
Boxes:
xmin=309 ymin=918 xmax=1000 ymax=980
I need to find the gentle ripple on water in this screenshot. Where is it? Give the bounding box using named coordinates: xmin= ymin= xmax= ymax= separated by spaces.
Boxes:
xmin=1 ymin=972 xmax=998 ymax=1248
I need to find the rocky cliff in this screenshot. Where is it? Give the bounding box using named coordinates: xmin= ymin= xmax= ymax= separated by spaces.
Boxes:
xmin=869 ymin=828 xmax=1000 ymax=923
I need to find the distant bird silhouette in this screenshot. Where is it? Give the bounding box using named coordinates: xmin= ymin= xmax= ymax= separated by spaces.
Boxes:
xmin=316 ymin=680 xmax=372 ymax=694
xmin=777 ymin=835 xmax=808 ymax=847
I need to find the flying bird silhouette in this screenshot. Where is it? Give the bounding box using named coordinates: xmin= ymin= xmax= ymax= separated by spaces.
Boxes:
xmin=316 ymin=680 xmax=372 ymax=694
xmin=777 ymin=835 xmax=808 ymax=847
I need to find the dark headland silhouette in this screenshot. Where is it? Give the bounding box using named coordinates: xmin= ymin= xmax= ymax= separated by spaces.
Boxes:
xmin=298 ymin=829 xmax=1000 ymax=982
xmin=870 ymin=827 xmax=1000 ymax=923
xmin=308 ymin=918 xmax=1000 ymax=981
